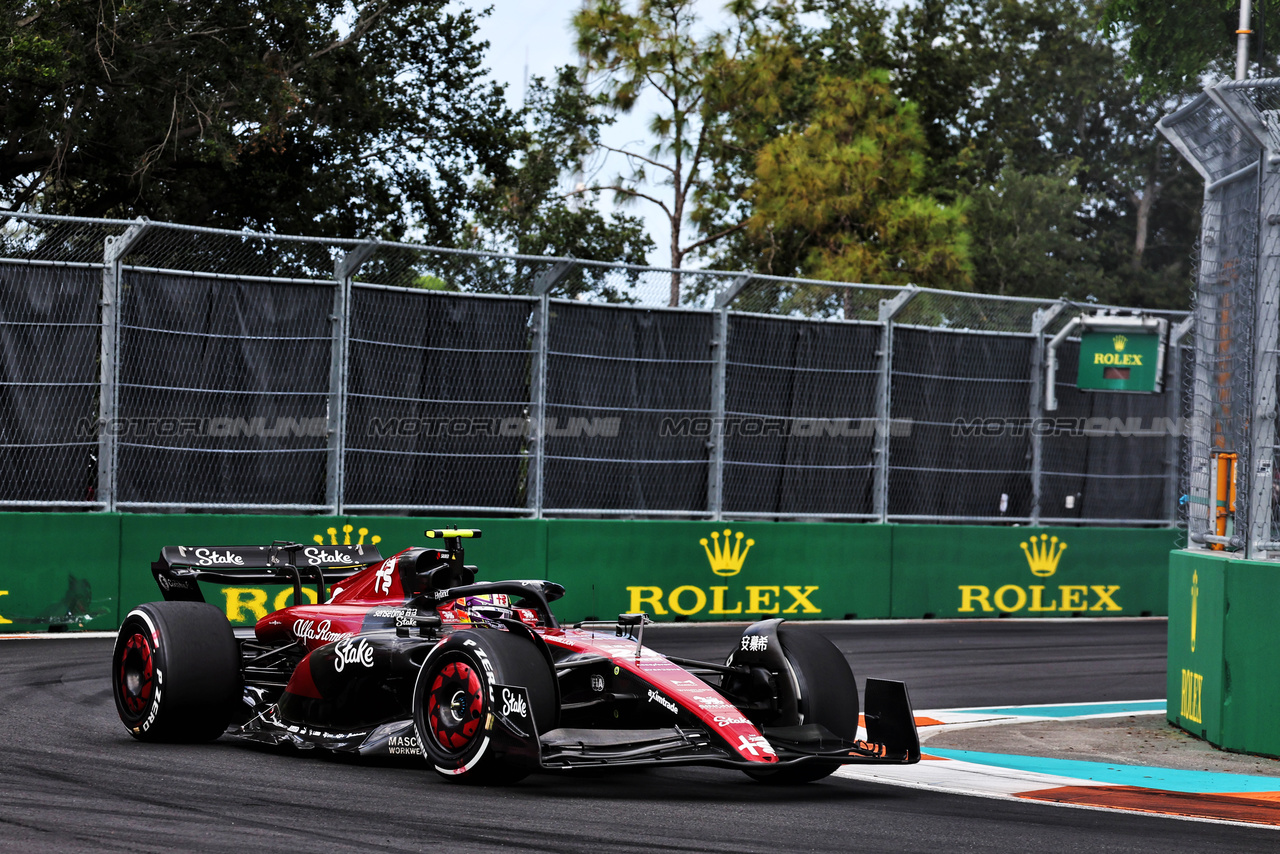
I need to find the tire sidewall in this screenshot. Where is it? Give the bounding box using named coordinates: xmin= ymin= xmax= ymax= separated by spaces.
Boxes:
xmin=412 ymin=629 xmax=555 ymax=782
xmin=111 ymin=601 xmax=239 ymax=742
xmin=414 ymin=639 xmax=498 ymax=776
xmin=112 ymin=609 xmax=169 ymax=737
xmin=745 ymin=625 xmax=858 ymax=784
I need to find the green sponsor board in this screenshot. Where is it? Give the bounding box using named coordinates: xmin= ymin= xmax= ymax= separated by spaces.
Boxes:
xmin=1220 ymin=560 xmax=1280 ymax=756
xmin=1167 ymin=549 xmax=1280 ymax=758
xmin=1077 ymin=331 xmax=1162 ymax=392
xmin=0 ymin=513 xmax=1174 ymax=633
xmin=1166 ymin=550 xmax=1226 ymax=744
xmin=0 ymin=512 xmax=121 ymax=632
xmin=890 ymin=525 xmax=1175 ymax=618
xmin=546 ymin=520 xmax=892 ymax=622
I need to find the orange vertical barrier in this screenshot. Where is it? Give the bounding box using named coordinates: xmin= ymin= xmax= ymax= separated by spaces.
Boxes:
xmin=1212 ymin=452 xmax=1237 ymax=550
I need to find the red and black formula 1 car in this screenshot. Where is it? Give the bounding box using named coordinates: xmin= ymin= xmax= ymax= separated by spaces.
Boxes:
xmin=112 ymin=529 xmax=920 ymax=784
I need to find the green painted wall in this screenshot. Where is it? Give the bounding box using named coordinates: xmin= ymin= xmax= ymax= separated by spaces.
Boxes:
xmin=1167 ymin=549 xmax=1280 ymax=758
xmin=546 ymin=520 xmax=891 ymax=622
xmin=1220 ymin=560 xmax=1280 ymax=756
xmin=1166 ymin=550 xmax=1226 ymax=744
xmin=0 ymin=512 xmax=121 ymax=632
xmin=0 ymin=514 xmax=1175 ymax=630
xmin=891 ymin=526 xmax=1176 ymax=618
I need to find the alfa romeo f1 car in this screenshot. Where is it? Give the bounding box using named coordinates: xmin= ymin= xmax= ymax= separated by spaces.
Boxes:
xmin=112 ymin=529 xmax=920 ymax=784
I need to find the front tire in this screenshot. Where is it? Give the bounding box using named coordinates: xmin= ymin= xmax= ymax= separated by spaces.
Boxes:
xmin=112 ymin=601 xmax=240 ymax=742
xmin=413 ymin=629 xmax=555 ymax=784
xmin=743 ymin=625 xmax=859 ymax=784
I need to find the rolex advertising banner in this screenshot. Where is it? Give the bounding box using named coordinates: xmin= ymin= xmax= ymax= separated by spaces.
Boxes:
xmin=546 ymin=520 xmax=893 ymax=622
xmin=1168 ymin=550 xmax=1280 ymax=758
xmin=0 ymin=514 xmax=1177 ymax=630
xmin=889 ymin=525 xmax=1175 ymax=618
xmin=1166 ymin=550 xmax=1225 ymax=745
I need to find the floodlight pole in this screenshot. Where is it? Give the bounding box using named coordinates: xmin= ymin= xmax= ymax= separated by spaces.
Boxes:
xmin=1239 ymin=0 xmax=1254 ymax=81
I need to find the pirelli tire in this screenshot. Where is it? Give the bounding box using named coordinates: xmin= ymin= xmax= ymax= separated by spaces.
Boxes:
xmin=412 ymin=629 xmax=556 ymax=785
xmin=745 ymin=626 xmax=859 ymax=785
xmin=112 ymin=601 xmax=241 ymax=743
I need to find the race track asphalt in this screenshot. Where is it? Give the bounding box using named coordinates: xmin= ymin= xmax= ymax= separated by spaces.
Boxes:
xmin=2 ymin=619 xmax=1274 ymax=853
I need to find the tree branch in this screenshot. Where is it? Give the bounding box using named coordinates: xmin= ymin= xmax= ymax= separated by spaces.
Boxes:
xmin=290 ymin=1 xmax=393 ymax=74
xmin=680 ymin=219 xmax=747 ymax=256
xmin=579 ymin=183 xmax=673 ymax=219
xmin=600 ymin=143 xmax=676 ymax=177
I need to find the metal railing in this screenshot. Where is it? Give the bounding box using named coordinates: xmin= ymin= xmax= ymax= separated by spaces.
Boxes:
xmin=0 ymin=211 xmax=1189 ymax=523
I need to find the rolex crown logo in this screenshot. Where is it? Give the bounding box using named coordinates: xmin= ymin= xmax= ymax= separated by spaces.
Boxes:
xmin=1113 ymin=334 xmax=1127 ymax=351
xmin=1021 ymin=534 xmax=1066 ymax=578
xmin=701 ymin=529 xmax=754 ymax=577
xmin=315 ymin=524 xmax=381 ymax=547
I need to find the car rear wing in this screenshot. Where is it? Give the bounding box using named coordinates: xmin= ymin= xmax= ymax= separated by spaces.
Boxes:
xmin=151 ymin=542 xmax=384 ymax=604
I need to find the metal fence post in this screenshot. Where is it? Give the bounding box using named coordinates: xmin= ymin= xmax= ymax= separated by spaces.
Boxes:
xmin=873 ymin=286 xmax=918 ymax=523
xmin=708 ymin=275 xmax=752 ymax=520
xmin=1165 ymin=316 xmax=1195 ymax=527
xmin=529 ymin=260 xmax=578 ymax=517
xmin=331 ymin=240 xmax=378 ymax=514
xmin=1029 ymin=301 xmax=1069 ymax=525
xmin=98 ymin=218 xmax=150 ymax=512
xmin=1248 ymin=156 xmax=1280 ymax=557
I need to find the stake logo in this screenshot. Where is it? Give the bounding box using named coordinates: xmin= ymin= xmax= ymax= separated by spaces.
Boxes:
xmin=700 ymin=529 xmax=754 ymax=577
xmin=1021 ymin=534 xmax=1067 ymax=578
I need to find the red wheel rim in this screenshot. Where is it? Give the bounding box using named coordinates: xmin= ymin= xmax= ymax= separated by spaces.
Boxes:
xmin=426 ymin=660 xmax=484 ymax=754
xmin=118 ymin=631 xmax=155 ymax=718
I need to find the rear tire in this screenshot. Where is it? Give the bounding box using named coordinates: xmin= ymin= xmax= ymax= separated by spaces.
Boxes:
xmin=743 ymin=626 xmax=858 ymax=785
xmin=112 ymin=601 xmax=240 ymax=742
xmin=413 ymin=629 xmax=555 ymax=784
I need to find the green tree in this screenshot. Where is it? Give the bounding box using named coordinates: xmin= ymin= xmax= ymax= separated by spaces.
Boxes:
xmin=967 ymin=168 xmax=1109 ymax=299
xmin=574 ymin=0 xmax=765 ymax=304
xmin=460 ymin=67 xmax=655 ymax=291
xmin=744 ymin=72 xmax=970 ymax=293
xmin=889 ymin=0 xmax=1199 ymax=308
xmin=1 ymin=0 xmax=522 ymax=242
xmin=1101 ymin=1 xmax=1279 ymax=95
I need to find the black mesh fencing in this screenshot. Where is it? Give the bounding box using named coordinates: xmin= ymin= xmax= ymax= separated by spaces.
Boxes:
xmin=115 ymin=270 xmax=334 ymax=507
xmin=723 ymin=315 xmax=880 ymax=518
xmin=1040 ymin=339 xmax=1179 ymax=523
xmin=0 ymin=260 xmax=102 ymax=505
xmin=888 ymin=328 xmax=1035 ymax=520
xmin=0 ymin=212 xmax=1192 ymax=525
xmin=542 ymin=302 xmax=714 ymax=513
xmin=344 ymin=287 xmax=535 ymax=511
